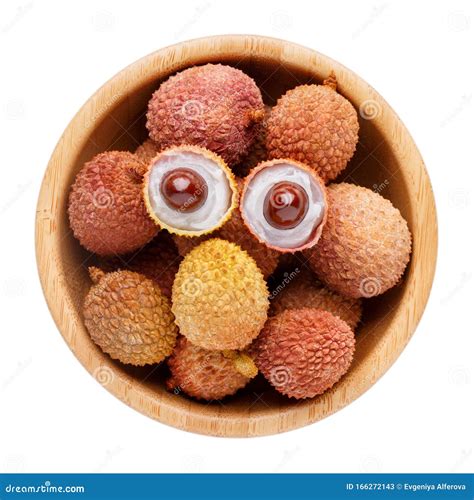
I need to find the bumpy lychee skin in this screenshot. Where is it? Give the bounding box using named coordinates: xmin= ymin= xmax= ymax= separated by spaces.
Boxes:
xmin=305 ymin=183 xmax=412 ymax=298
xmin=98 ymin=232 xmax=182 ymax=299
xmin=166 ymin=337 xmax=254 ymax=401
xmin=83 ymin=268 xmax=177 ymax=366
xmin=68 ymin=151 xmax=158 ymax=256
xmin=271 ymin=270 xmax=362 ymax=330
xmin=135 ymin=138 xmax=160 ymax=165
xmin=235 ymin=105 xmax=272 ymax=177
xmin=143 ymin=145 xmax=238 ymax=237
xmin=172 ymin=178 xmax=280 ymax=278
xmin=240 ymin=159 xmax=327 ymax=253
xmin=266 ymin=75 xmax=359 ymax=182
xmin=251 ymin=308 xmax=355 ymax=399
xmin=172 ymin=238 xmax=269 ymax=350
xmin=146 ymin=64 xmax=264 ymax=165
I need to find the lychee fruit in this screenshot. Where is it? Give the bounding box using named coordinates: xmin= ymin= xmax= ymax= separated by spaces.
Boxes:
xmin=146 ymin=64 xmax=264 ymax=165
xmin=83 ymin=268 xmax=177 ymax=366
xmin=172 ymin=238 xmax=269 ymax=350
xmin=172 ymin=177 xmax=280 ymax=278
xmin=266 ymin=74 xmax=359 ymax=182
xmin=240 ymin=159 xmax=327 ymax=253
xmin=135 ymin=138 xmax=160 ymax=165
xmin=166 ymin=337 xmax=256 ymax=401
xmin=68 ymin=151 xmax=158 ymax=256
xmin=270 ymin=270 xmax=362 ymax=330
xmin=305 ymin=183 xmax=412 ymax=298
xmin=235 ymin=104 xmax=272 ymax=177
xmin=250 ymin=308 xmax=355 ymax=399
xmin=143 ymin=145 xmax=238 ymax=237
xmin=97 ymin=232 xmax=182 ymax=299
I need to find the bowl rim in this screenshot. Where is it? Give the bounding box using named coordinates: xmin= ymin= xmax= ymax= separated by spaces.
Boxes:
xmin=35 ymin=34 xmax=438 ymax=437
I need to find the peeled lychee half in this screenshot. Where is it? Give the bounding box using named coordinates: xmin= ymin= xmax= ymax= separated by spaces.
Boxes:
xmin=166 ymin=337 xmax=256 ymax=401
xmin=270 ymin=269 xmax=362 ymax=330
xmin=172 ymin=178 xmax=280 ymax=278
xmin=146 ymin=64 xmax=264 ymax=166
xmin=305 ymin=183 xmax=412 ymax=298
xmin=251 ymin=308 xmax=355 ymax=399
xmin=68 ymin=151 xmax=158 ymax=256
xmin=240 ymin=159 xmax=327 ymax=253
xmin=143 ymin=145 xmax=238 ymax=237
xmin=266 ymin=74 xmax=359 ymax=182
xmin=83 ymin=268 xmax=177 ymax=366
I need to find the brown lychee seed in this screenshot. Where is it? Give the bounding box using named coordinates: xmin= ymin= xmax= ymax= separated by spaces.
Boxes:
xmin=134 ymin=138 xmax=160 ymax=165
xmin=83 ymin=268 xmax=177 ymax=366
xmin=266 ymin=74 xmax=359 ymax=183
xmin=240 ymin=159 xmax=327 ymax=253
xmin=250 ymin=308 xmax=355 ymax=399
xmin=270 ymin=269 xmax=362 ymax=330
xmin=305 ymin=183 xmax=412 ymax=298
xmin=171 ymin=177 xmax=280 ymax=278
xmin=68 ymin=151 xmax=158 ymax=256
xmin=146 ymin=64 xmax=264 ymax=165
xmin=143 ymin=145 xmax=238 ymax=237
xmin=166 ymin=337 xmax=256 ymax=401
xmin=160 ymin=168 xmax=208 ymax=213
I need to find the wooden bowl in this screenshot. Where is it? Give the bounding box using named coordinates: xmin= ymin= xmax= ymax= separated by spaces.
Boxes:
xmin=36 ymin=35 xmax=437 ymax=437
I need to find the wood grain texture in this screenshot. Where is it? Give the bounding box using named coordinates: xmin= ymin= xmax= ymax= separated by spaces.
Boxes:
xmin=35 ymin=35 xmax=438 ymax=437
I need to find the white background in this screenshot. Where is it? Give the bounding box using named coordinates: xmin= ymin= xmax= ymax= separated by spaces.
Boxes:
xmin=0 ymin=0 xmax=473 ymax=473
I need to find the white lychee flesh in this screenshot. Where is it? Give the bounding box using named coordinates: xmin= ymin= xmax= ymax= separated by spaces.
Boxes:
xmin=242 ymin=162 xmax=326 ymax=249
xmin=146 ymin=148 xmax=234 ymax=233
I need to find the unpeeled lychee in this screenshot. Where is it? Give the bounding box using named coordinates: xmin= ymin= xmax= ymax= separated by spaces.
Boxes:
xmin=251 ymin=308 xmax=355 ymax=399
xmin=266 ymin=75 xmax=359 ymax=182
xmin=135 ymin=138 xmax=160 ymax=165
xmin=68 ymin=151 xmax=157 ymax=256
xmin=166 ymin=337 xmax=255 ymax=401
xmin=172 ymin=238 xmax=269 ymax=351
xmin=97 ymin=232 xmax=182 ymax=299
xmin=83 ymin=268 xmax=177 ymax=366
xmin=270 ymin=270 xmax=362 ymax=330
xmin=305 ymin=183 xmax=412 ymax=298
xmin=146 ymin=64 xmax=264 ymax=165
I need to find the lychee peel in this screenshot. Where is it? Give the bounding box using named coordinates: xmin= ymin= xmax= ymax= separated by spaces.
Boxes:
xmin=146 ymin=64 xmax=264 ymax=165
xmin=271 ymin=270 xmax=362 ymax=330
xmin=83 ymin=268 xmax=177 ymax=366
xmin=305 ymin=183 xmax=412 ymax=298
xmin=251 ymin=308 xmax=355 ymax=399
xmin=167 ymin=337 xmax=251 ymax=401
xmin=266 ymin=75 xmax=359 ymax=182
xmin=68 ymin=151 xmax=158 ymax=256
xmin=142 ymin=145 xmax=238 ymax=237
xmin=172 ymin=238 xmax=269 ymax=350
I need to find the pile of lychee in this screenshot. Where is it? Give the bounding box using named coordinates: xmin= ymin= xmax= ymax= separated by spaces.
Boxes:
xmin=68 ymin=63 xmax=411 ymax=402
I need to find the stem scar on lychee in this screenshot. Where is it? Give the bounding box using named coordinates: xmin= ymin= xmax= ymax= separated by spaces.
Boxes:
xmin=240 ymin=159 xmax=327 ymax=253
xmin=143 ymin=145 xmax=238 ymax=237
